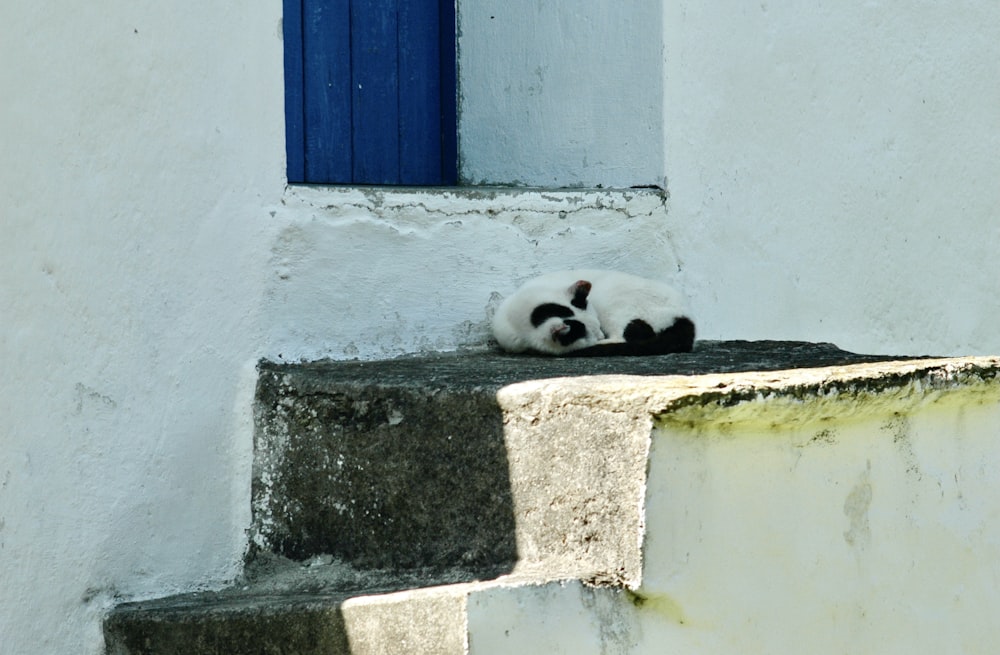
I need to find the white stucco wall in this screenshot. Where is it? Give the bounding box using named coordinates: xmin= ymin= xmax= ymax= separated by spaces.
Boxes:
xmin=663 ymin=2 xmax=1000 ymax=356
xmin=458 ymin=0 xmax=665 ymax=188
xmin=639 ymin=377 xmax=1000 ymax=653
xmin=0 ymin=4 xmax=286 ymax=654
xmin=266 ymin=186 xmax=679 ymax=361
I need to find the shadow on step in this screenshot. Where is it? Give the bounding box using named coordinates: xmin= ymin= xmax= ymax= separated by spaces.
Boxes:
xmin=250 ymin=361 xmax=518 ymax=579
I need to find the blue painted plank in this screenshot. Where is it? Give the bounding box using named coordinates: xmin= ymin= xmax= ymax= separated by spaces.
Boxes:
xmin=282 ymin=0 xmax=306 ymax=183
xmin=286 ymin=0 xmax=456 ymax=185
xmin=438 ymin=0 xmax=458 ymax=184
xmin=302 ymin=0 xmax=352 ymax=183
xmin=398 ymin=0 xmax=441 ymax=185
xmin=351 ymin=0 xmax=401 ymax=184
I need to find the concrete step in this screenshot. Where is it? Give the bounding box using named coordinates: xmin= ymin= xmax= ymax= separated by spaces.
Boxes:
xmin=103 ymin=556 xmax=492 ymax=655
xmin=104 ymin=564 xmax=635 ymax=655
xmin=106 ymin=342 xmax=1000 ymax=654
xmin=249 ymin=341 xmax=900 ymax=584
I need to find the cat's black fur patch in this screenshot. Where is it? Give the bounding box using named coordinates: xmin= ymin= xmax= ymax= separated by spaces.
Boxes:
xmin=659 ymin=316 xmax=696 ymax=351
xmin=565 ymin=316 xmax=695 ymax=357
xmin=570 ymin=283 xmax=590 ymax=310
xmin=623 ymin=319 xmax=655 ymax=342
xmin=555 ymin=319 xmax=588 ymax=346
xmin=529 ymin=303 xmax=575 ymax=328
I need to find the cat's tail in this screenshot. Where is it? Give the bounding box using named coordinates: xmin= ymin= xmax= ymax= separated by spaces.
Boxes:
xmin=564 ymin=317 xmax=695 ymax=357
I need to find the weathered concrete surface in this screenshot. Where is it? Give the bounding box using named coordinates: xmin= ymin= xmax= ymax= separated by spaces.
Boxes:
xmin=250 ymin=340 xmax=904 ymax=579
xmin=105 ymin=553 xmax=489 ymax=655
xmin=261 ymin=339 xmax=905 ymax=389
xmin=105 ymin=591 xmax=352 ymax=655
xmin=105 ymin=582 xmax=467 ymax=655
xmin=105 ymin=343 xmax=1000 ymax=655
xmin=252 ymin=378 xmax=517 ymax=572
xmin=634 ymin=383 xmax=1000 ymax=654
xmin=105 ymin=573 xmax=618 ymax=655
xmin=469 ymin=357 xmax=1000 ymax=655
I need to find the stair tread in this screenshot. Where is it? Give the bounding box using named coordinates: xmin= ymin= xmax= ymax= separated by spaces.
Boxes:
xmin=106 ymin=551 xmax=573 ymax=619
xmin=260 ymin=339 xmax=909 ymax=390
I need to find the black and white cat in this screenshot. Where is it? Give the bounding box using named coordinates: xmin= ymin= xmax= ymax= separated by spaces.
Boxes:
xmin=492 ymin=269 xmax=695 ymax=356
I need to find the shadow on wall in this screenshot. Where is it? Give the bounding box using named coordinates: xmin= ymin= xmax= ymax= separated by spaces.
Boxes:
xmin=250 ymin=360 xmax=518 ymax=576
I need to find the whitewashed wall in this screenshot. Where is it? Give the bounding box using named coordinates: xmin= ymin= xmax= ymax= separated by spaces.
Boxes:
xmin=266 ymin=186 xmax=679 ymax=361
xmin=0 ymin=3 xmax=286 ymax=654
xmin=663 ymin=2 xmax=1000 ymax=356
xmin=3 ymin=1 xmax=1000 ymax=653
xmin=458 ymin=0 xmax=665 ymax=188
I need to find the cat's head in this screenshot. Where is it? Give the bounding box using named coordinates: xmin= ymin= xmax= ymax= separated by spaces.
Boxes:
xmin=492 ymin=278 xmax=605 ymax=355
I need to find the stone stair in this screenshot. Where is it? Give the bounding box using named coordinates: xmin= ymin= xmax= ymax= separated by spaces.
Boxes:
xmin=104 ymin=342 xmax=1000 ymax=654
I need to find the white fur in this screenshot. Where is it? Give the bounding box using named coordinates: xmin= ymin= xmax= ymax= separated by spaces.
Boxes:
xmin=492 ymin=269 xmax=689 ymax=355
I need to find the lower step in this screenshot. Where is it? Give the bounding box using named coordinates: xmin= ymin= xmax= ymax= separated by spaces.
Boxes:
xmin=105 ymin=584 xmax=470 ymax=655
xmin=104 ymin=573 xmax=633 ymax=655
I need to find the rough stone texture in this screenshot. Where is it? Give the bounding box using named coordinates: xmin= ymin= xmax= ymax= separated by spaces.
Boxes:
xmin=105 ymin=593 xmax=351 ymax=655
xmin=249 ymin=340 xmax=905 ymax=578
xmin=252 ymin=381 xmax=517 ymax=573
xmin=261 ymin=340 xmax=906 ymax=389
xmin=493 ymin=386 xmax=652 ymax=587
xmin=105 ymin=581 xmax=470 ymax=655
xmin=104 ymin=555 xmax=485 ymax=655
xmin=339 ymin=586 xmax=468 ymax=655
xmin=109 ymin=341 xmax=999 ymax=655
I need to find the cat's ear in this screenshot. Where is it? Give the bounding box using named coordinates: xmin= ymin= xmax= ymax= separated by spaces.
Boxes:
xmin=569 ymin=280 xmax=591 ymax=310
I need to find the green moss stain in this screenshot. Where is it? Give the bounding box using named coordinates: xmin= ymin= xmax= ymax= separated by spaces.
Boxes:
xmin=655 ymin=375 xmax=1000 ymax=434
xmin=627 ymin=590 xmax=688 ymax=625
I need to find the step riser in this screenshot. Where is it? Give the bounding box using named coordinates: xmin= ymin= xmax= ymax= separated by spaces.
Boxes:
xmin=495 ymin=385 xmax=649 ymax=585
xmin=341 ymin=590 xmax=467 ymax=655
xmin=252 ymin=375 xmax=517 ymax=571
xmin=105 ymin=589 xmax=469 ymax=655
xmin=105 ymin=580 xmax=612 ymax=655
xmin=251 ymin=367 xmax=651 ymax=583
xmin=105 ymin=606 xmax=349 ymax=655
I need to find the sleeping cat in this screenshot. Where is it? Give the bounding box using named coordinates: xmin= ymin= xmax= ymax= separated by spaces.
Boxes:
xmin=492 ymin=270 xmax=695 ymax=356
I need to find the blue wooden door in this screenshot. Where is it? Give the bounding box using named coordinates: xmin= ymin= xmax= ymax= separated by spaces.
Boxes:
xmin=284 ymin=0 xmax=457 ymax=185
